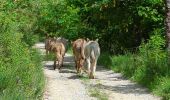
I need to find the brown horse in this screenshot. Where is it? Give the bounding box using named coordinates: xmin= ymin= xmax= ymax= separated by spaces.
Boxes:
xmin=45 ymin=37 xmax=68 ymax=55
xmin=45 ymin=37 xmax=65 ymax=70
xmin=56 ymin=37 xmax=68 ymax=52
xmin=71 ymin=38 xmax=87 ymax=73
xmin=52 ymin=39 xmax=65 ymax=70
xmin=45 ymin=37 xmax=53 ymax=55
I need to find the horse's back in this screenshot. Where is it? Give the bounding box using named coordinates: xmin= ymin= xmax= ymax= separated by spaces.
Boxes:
xmin=72 ymin=39 xmax=86 ymax=53
xmin=57 ymin=37 xmax=68 ymax=51
xmin=85 ymin=41 xmax=100 ymax=59
xmin=50 ymin=40 xmax=65 ymax=55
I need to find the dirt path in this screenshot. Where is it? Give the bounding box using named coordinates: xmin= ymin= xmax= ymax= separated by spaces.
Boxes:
xmin=34 ymin=42 xmax=161 ymax=100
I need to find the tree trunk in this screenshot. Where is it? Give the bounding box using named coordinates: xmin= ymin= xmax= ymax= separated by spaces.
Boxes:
xmin=165 ymin=0 xmax=170 ymax=51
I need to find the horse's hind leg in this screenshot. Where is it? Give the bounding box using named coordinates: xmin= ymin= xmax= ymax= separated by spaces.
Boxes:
xmin=46 ymin=49 xmax=49 ymax=55
xmin=61 ymin=55 xmax=64 ymax=67
xmin=57 ymin=54 xmax=62 ymax=70
xmin=73 ymin=55 xmax=78 ymax=73
xmin=76 ymin=62 xmax=79 ymax=73
xmin=86 ymin=57 xmax=91 ymax=77
xmin=90 ymin=60 xmax=96 ymax=79
xmin=59 ymin=55 xmax=64 ymax=70
xmin=53 ymin=58 xmax=57 ymax=70
xmin=77 ymin=60 xmax=81 ymax=74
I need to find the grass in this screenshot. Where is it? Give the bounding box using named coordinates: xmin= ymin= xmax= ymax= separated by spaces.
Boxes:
xmin=98 ymin=52 xmax=112 ymax=69
xmin=0 ymin=48 xmax=45 ymax=99
xmin=89 ymin=87 xmax=108 ymax=100
xmin=154 ymin=77 xmax=170 ymax=100
xmin=80 ymin=76 xmax=108 ymax=100
xmin=67 ymin=46 xmax=73 ymax=55
xmin=98 ymin=51 xmax=170 ymax=100
xmin=43 ymin=52 xmax=55 ymax=61
xmin=79 ymin=75 xmax=90 ymax=83
xmin=0 ymin=28 xmax=45 ymax=100
xmin=89 ymin=81 xmax=108 ymax=100
xmin=98 ymin=34 xmax=170 ymax=99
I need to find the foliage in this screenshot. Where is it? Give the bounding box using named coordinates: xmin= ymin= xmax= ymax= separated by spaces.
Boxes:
xmin=98 ymin=52 xmax=113 ymax=69
xmin=0 ymin=0 xmax=168 ymax=99
xmin=0 ymin=32 xmax=44 ymax=99
xmin=0 ymin=1 xmax=45 ymax=99
xmin=133 ymin=33 xmax=167 ymax=85
xmin=100 ymin=34 xmax=170 ymax=99
xmin=37 ymin=0 xmax=81 ymax=40
xmin=65 ymin=0 xmax=165 ymax=54
xmin=22 ymin=0 xmax=165 ymax=54
xmin=111 ymin=54 xmax=136 ymax=77
xmin=154 ymin=77 xmax=170 ymax=100
xmin=89 ymin=87 xmax=108 ymax=100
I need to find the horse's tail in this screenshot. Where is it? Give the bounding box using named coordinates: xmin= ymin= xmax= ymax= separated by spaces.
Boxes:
xmin=90 ymin=42 xmax=100 ymax=61
xmin=80 ymin=39 xmax=86 ymax=59
xmin=61 ymin=42 xmax=66 ymax=56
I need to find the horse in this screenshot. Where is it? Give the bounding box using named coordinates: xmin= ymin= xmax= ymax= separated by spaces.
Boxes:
xmin=71 ymin=38 xmax=87 ymax=73
xmin=45 ymin=37 xmax=66 ymax=70
xmin=84 ymin=39 xmax=100 ymax=79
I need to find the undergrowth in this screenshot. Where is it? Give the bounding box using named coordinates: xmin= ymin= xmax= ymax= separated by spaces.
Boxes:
xmin=98 ymin=33 xmax=170 ymax=100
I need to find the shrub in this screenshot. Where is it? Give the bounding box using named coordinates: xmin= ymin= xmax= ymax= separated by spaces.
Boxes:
xmin=99 ymin=33 xmax=170 ymax=99
xmin=132 ymin=33 xmax=168 ymax=87
xmin=98 ymin=52 xmax=112 ymax=69
xmin=0 ymin=5 xmax=45 ymax=99
xmin=0 ymin=30 xmax=45 ymax=99
xmin=111 ymin=54 xmax=137 ymax=78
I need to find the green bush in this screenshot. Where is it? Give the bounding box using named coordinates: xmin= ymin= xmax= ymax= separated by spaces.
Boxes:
xmin=98 ymin=52 xmax=112 ymax=69
xmin=0 ymin=31 xmax=45 ymax=99
xmin=111 ymin=54 xmax=137 ymax=78
xmin=65 ymin=0 xmax=165 ymax=54
xmin=132 ymin=33 xmax=167 ymax=86
xmin=154 ymin=77 xmax=170 ymax=100
xmin=99 ymin=34 xmax=170 ymax=99
xmin=0 ymin=2 xmax=45 ymax=99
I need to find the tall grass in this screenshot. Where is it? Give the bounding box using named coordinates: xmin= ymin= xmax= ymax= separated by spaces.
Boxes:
xmin=98 ymin=34 xmax=170 ymax=100
xmin=98 ymin=52 xmax=112 ymax=69
xmin=0 ymin=32 xmax=45 ymax=99
xmin=0 ymin=5 xmax=45 ymax=99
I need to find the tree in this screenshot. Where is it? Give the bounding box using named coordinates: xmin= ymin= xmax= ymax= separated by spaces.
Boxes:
xmin=66 ymin=0 xmax=164 ymax=54
xmin=165 ymin=0 xmax=170 ymax=52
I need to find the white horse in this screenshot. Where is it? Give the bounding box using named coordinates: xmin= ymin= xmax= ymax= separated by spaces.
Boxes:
xmin=84 ymin=39 xmax=100 ymax=79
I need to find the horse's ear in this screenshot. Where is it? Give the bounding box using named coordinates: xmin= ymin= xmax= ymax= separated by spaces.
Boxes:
xmin=95 ymin=39 xmax=99 ymax=42
xmin=53 ymin=37 xmax=56 ymax=39
xmin=71 ymin=41 xmax=73 ymax=44
xmin=86 ymin=38 xmax=90 ymax=42
xmin=58 ymin=37 xmax=61 ymax=39
xmin=66 ymin=39 xmax=69 ymax=42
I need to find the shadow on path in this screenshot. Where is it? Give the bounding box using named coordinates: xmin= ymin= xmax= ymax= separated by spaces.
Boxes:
xmin=43 ymin=52 xmax=159 ymax=99
xmin=89 ymin=82 xmax=149 ymax=95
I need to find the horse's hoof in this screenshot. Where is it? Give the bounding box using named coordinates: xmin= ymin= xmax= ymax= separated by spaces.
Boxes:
xmin=58 ymin=69 xmax=61 ymax=73
xmin=89 ymin=76 xmax=95 ymax=79
xmin=76 ymin=70 xmax=80 ymax=74
xmin=53 ymin=66 xmax=56 ymax=70
xmin=89 ymin=74 xmax=95 ymax=79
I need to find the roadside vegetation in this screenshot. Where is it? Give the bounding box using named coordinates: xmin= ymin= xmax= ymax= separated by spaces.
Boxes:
xmin=80 ymin=77 xmax=108 ymax=100
xmin=89 ymin=87 xmax=108 ymax=100
xmin=98 ymin=34 xmax=170 ymax=100
xmin=0 ymin=0 xmax=169 ymax=99
xmin=0 ymin=1 xmax=44 ymax=99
